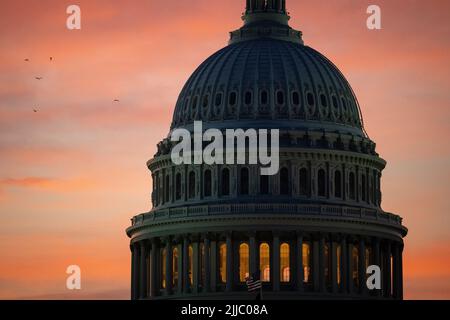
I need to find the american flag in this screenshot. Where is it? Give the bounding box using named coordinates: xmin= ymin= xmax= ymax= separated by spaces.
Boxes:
xmin=246 ymin=273 xmax=262 ymax=293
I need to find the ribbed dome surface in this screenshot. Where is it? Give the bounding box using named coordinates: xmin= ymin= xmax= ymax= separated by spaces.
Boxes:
xmin=171 ymin=39 xmax=364 ymax=135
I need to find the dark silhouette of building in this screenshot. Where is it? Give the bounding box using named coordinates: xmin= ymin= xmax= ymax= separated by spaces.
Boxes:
xmin=126 ymin=0 xmax=407 ymax=300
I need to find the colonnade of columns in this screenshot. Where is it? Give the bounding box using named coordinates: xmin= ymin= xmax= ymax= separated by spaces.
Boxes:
xmin=130 ymin=232 xmax=403 ymax=300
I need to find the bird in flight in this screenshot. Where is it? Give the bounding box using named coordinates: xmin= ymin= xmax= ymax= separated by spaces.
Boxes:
xmin=35 ymin=77 xmax=43 ymax=80
xmin=113 ymin=99 xmax=120 ymax=102
xmin=50 ymin=57 xmax=53 ymax=61
xmin=24 ymin=58 xmax=29 ymax=62
xmin=33 ymin=108 xmax=38 ymax=113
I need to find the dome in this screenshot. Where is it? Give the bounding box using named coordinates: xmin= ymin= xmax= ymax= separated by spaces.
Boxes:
xmin=127 ymin=0 xmax=406 ymax=302
xmin=171 ymin=35 xmax=365 ymax=137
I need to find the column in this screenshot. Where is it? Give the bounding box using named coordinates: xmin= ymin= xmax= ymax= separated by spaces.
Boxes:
xmin=347 ymin=241 xmax=354 ymax=294
xmin=319 ymin=235 xmax=326 ymax=293
xmin=331 ymin=238 xmax=338 ymax=294
xmin=192 ymin=235 xmax=199 ymax=294
xmin=313 ymin=238 xmax=320 ymax=292
xmin=340 ymin=236 xmax=348 ymax=294
xmin=358 ymin=238 xmax=366 ymax=295
xmin=133 ymin=243 xmax=140 ymax=300
xmin=272 ymin=233 xmax=280 ymax=292
xmin=165 ymin=238 xmax=172 ymax=296
xmin=183 ymin=236 xmax=190 ymax=294
xmin=130 ymin=244 xmax=136 ymax=300
xmin=150 ymin=239 xmax=157 ymax=298
xmin=393 ymin=242 xmax=402 ymax=299
xmin=296 ymin=232 xmax=304 ymax=292
xmin=140 ymin=241 xmax=148 ymax=299
xmin=204 ymin=235 xmax=211 ymax=292
xmin=249 ymin=232 xmax=257 ymax=277
xmin=399 ymin=243 xmax=404 ymax=299
xmin=385 ymin=241 xmax=392 ymax=298
xmin=373 ymin=238 xmax=381 ymax=297
xmin=210 ymin=237 xmax=217 ymax=292
xmin=177 ymin=241 xmax=183 ymax=294
xmin=226 ymin=232 xmax=233 ymax=292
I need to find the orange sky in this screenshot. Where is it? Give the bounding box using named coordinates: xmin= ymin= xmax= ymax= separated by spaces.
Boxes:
xmin=0 ymin=0 xmax=449 ymax=300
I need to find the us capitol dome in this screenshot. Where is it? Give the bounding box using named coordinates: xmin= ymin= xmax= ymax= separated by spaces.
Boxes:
xmin=126 ymin=0 xmax=407 ymax=300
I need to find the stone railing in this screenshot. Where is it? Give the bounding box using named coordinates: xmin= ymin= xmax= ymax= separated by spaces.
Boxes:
xmin=130 ymin=203 xmax=402 ymax=227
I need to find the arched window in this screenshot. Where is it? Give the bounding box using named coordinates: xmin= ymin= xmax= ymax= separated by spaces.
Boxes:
xmin=307 ymin=92 xmax=315 ymax=106
xmin=175 ymin=173 xmax=182 ymax=200
xmin=240 ymin=167 xmax=249 ymax=195
xmin=239 ymin=243 xmax=249 ymax=282
xmin=260 ymin=174 xmax=269 ymax=195
xmin=221 ymin=168 xmax=230 ymax=196
xmin=172 ymin=247 xmax=179 ymax=288
xmin=280 ymin=167 xmax=289 ymax=195
xmin=261 ymin=90 xmax=268 ymax=105
xmin=361 ymin=174 xmax=367 ymax=202
xmin=219 ymin=243 xmax=227 ymax=284
xmin=260 ymin=243 xmax=270 ymax=282
xmin=352 ymin=246 xmax=359 ymax=289
xmin=164 ymin=175 xmax=170 ymax=203
xmin=299 ymin=168 xmax=309 ymax=196
xmin=204 ymin=170 xmax=212 ymax=197
xmin=161 ymin=248 xmax=167 ymax=289
xmin=276 ymin=90 xmax=285 ymax=105
xmin=245 ymin=91 xmax=252 ymax=105
xmin=215 ymin=92 xmax=223 ymax=106
xmin=320 ymin=93 xmax=328 ymax=107
xmin=229 ymin=92 xmax=237 ymax=106
xmin=280 ymin=243 xmax=290 ymax=282
xmin=292 ymin=91 xmax=300 ymax=106
xmin=318 ymin=169 xmax=326 ymax=197
xmin=188 ymin=171 xmax=196 ymax=199
xmin=349 ymin=172 xmax=356 ymax=200
xmin=335 ymin=170 xmax=342 ymax=198
xmin=302 ymin=242 xmax=312 ymax=284
xmin=188 ymin=245 xmax=194 ymax=286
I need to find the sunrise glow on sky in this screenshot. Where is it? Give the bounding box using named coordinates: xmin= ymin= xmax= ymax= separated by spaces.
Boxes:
xmin=0 ymin=0 xmax=449 ymax=299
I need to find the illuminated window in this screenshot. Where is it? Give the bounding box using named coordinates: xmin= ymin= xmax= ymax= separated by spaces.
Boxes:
xmin=302 ymin=242 xmax=311 ymax=284
xmin=173 ymin=247 xmax=179 ymax=288
xmin=352 ymin=246 xmax=359 ymax=288
xmin=318 ymin=169 xmax=326 ymax=197
xmin=239 ymin=243 xmax=249 ymax=282
xmin=188 ymin=245 xmax=193 ymax=286
xmin=188 ymin=171 xmax=196 ymax=199
xmin=161 ymin=248 xmax=167 ymax=289
xmin=219 ymin=243 xmax=227 ymax=283
xmin=280 ymin=168 xmax=289 ymax=195
xmin=324 ymin=243 xmax=331 ymax=285
xmin=260 ymin=243 xmax=270 ymax=282
xmin=199 ymin=243 xmax=205 ymax=287
xmin=280 ymin=243 xmax=290 ymax=282
xmin=299 ymin=168 xmax=309 ymax=196
xmin=337 ymin=244 xmax=342 ymax=285
xmin=204 ymin=170 xmax=212 ymax=197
